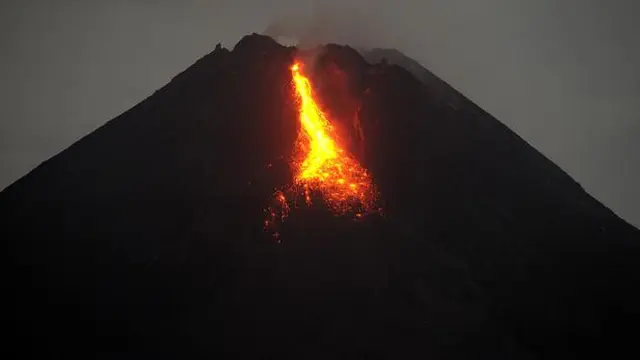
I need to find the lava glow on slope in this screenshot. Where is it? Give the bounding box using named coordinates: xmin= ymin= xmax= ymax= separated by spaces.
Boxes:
xmin=290 ymin=62 xmax=376 ymax=210
xmin=265 ymin=60 xmax=378 ymax=240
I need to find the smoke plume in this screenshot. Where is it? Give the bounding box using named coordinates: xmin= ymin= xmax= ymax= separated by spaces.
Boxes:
xmin=263 ymin=0 xmax=387 ymax=50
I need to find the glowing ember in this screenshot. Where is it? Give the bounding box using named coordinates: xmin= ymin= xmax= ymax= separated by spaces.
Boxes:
xmin=290 ymin=62 xmax=376 ymax=212
xmin=264 ymin=60 xmax=378 ymax=240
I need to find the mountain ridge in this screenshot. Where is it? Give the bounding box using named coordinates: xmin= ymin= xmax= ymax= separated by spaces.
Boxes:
xmin=3 ymin=33 xmax=639 ymax=358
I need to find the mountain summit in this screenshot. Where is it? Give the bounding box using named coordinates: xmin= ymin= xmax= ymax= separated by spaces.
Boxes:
xmin=4 ymin=33 xmax=639 ymax=358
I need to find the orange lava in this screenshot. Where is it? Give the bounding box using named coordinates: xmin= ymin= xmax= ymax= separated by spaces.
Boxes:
xmin=290 ymin=62 xmax=376 ymax=213
xmin=264 ymin=60 xmax=378 ymax=240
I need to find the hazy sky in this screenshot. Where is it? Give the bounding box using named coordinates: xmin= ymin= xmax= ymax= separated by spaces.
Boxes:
xmin=1 ymin=0 xmax=638 ymax=226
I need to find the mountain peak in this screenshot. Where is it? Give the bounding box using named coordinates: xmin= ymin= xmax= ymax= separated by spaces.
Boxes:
xmin=234 ymin=32 xmax=283 ymax=52
xmin=4 ymin=33 xmax=639 ymax=358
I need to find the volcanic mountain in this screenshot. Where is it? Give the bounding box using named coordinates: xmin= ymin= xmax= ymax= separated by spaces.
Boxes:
xmin=4 ymin=34 xmax=639 ymax=358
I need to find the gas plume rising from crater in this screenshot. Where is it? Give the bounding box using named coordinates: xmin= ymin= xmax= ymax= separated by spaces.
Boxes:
xmin=263 ymin=0 xmax=386 ymax=50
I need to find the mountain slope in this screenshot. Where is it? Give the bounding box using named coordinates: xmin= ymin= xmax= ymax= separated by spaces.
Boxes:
xmin=3 ymin=33 xmax=639 ymax=358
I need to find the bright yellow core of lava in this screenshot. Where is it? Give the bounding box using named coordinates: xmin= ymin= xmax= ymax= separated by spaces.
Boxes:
xmin=290 ymin=62 xmax=375 ymax=213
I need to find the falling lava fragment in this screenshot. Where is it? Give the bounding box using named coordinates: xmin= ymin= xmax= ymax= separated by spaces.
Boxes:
xmin=290 ymin=62 xmax=377 ymax=212
xmin=265 ymin=60 xmax=379 ymax=239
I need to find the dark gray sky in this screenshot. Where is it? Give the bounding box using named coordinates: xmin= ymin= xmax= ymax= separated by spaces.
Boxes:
xmin=1 ymin=0 xmax=638 ymax=226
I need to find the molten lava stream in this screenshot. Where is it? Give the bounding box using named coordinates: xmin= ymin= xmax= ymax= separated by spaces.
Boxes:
xmin=289 ymin=62 xmax=376 ymax=213
xmin=264 ymin=60 xmax=378 ymax=240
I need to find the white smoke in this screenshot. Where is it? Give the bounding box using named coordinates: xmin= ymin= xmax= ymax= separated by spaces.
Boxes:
xmin=263 ymin=0 xmax=388 ymax=49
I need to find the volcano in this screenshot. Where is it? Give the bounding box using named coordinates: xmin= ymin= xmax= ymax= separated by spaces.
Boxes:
xmin=4 ymin=34 xmax=640 ymax=358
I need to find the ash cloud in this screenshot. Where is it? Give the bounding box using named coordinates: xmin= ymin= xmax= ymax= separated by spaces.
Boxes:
xmin=263 ymin=0 xmax=398 ymax=77
xmin=263 ymin=0 xmax=389 ymax=50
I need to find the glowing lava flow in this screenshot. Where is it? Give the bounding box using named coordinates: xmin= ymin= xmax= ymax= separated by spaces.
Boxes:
xmin=289 ymin=62 xmax=376 ymax=213
xmin=264 ymin=60 xmax=378 ymax=241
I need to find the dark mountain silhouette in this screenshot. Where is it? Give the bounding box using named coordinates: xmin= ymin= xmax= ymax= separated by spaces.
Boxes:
xmin=360 ymin=47 xmax=467 ymax=109
xmin=3 ymin=33 xmax=639 ymax=359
